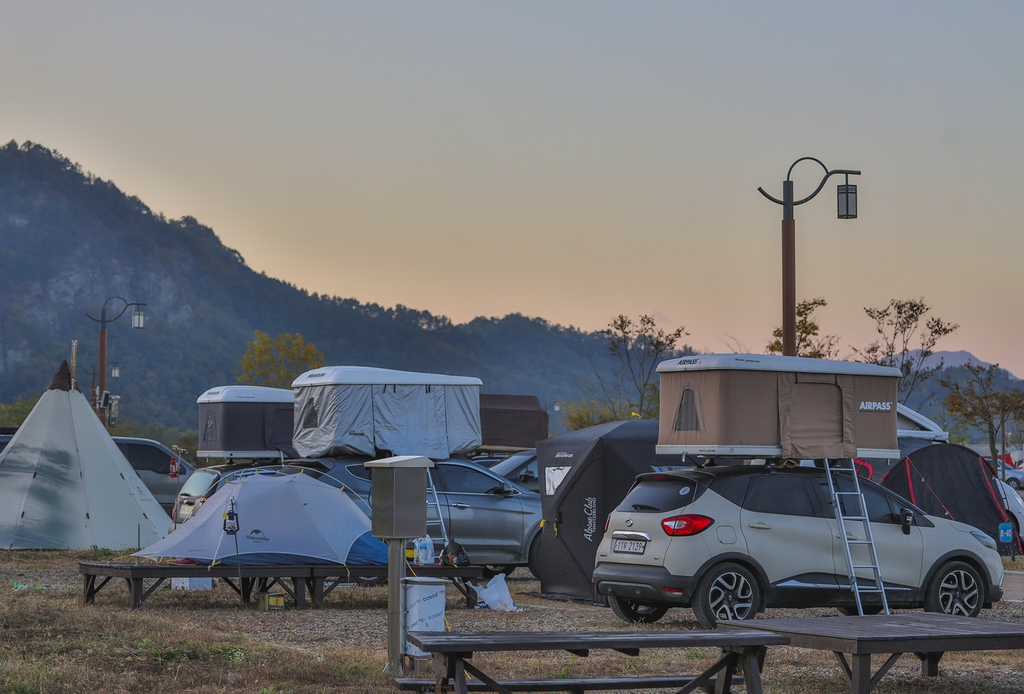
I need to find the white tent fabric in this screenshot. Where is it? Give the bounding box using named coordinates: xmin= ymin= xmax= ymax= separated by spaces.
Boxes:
xmin=134 ymin=472 xmax=378 ymax=565
xmin=0 ymin=375 xmax=170 ymax=550
xmin=291 ymin=366 xmax=482 ymax=459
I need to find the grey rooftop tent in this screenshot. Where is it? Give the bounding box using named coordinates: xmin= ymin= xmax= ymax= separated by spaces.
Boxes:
xmin=135 ymin=472 xmax=388 ymax=565
xmin=197 ymin=385 xmax=297 ymax=459
xmin=535 ymin=420 xmax=697 ymax=600
xmin=0 ymin=362 xmax=170 ymax=549
xmin=291 ymin=366 xmax=482 ymax=459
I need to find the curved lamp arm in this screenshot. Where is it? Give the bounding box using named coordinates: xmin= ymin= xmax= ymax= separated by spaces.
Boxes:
xmin=758 ymin=157 xmax=860 ymax=209
xmin=86 ymin=296 xmax=146 ymax=325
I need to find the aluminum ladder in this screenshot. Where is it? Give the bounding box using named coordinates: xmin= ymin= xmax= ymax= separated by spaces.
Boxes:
xmin=824 ymin=458 xmax=890 ymax=616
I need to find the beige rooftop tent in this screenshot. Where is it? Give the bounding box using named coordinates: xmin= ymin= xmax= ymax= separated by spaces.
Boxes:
xmin=657 ymin=354 xmax=900 ymax=460
xmin=0 ymin=362 xmax=170 ymax=549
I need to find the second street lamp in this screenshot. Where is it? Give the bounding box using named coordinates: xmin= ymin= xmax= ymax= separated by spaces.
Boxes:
xmin=759 ymin=157 xmax=860 ymax=357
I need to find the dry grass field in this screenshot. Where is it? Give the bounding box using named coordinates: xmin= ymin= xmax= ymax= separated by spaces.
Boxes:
xmin=1 ymin=551 xmax=1022 ymax=693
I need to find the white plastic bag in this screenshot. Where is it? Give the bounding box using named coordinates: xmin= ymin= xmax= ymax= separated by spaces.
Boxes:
xmin=414 ymin=535 xmax=435 ymax=565
xmin=473 ymin=574 xmax=516 ymax=612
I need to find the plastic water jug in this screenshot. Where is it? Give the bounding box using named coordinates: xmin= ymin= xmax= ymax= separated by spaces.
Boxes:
xmin=414 ymin=535 xmax=434 ymax=565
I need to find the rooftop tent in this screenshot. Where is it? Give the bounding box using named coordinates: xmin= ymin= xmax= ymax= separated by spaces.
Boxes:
xmin=535 ymin=419 xmax=698 ymax=600
xmin=291 ymin=366 xmax=482 ymax=459
xmin=882 ymin=442 xmax=1023 ymax=555
xmin=0 ymin=361 xmax=170 ymax=550
xmin=657 ymin=354 xmax=901 ymax=460
xmin=197 ymin=385 xmax=296 ymax=459
xmin=479 ymin=394 xmax=549 ymax=450
xmin=135 ymin=472 xmax=388 ymax=565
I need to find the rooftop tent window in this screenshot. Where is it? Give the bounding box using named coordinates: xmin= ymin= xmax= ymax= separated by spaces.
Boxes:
xmin=203 ymin=411 xmax=218 ymax=443
xmin=301 ymin=401 xmax=319 ymax=429
xmin=672 ymin=382 xmax=704 ymax=432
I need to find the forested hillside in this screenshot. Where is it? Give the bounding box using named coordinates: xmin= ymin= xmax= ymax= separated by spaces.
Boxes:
xmin=0 ymin=141 xmax=670 ymax=430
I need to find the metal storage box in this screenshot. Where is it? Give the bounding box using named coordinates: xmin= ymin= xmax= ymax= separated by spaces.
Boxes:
xmin=365 ymin=456 xmax=434 ymax=539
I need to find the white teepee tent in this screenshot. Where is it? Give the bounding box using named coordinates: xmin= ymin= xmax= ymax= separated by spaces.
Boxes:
xmin=0 ymin=362 xmax=170 ymax=549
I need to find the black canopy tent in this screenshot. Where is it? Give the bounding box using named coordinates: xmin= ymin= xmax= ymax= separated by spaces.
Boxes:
xmin=882 ymin=442 xmax=1023 ymax=555
xmin=535 ymin=420 xmax=696 ymax=600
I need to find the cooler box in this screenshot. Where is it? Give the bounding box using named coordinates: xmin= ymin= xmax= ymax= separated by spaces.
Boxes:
xmin=402 ymin=577 xmax=447 ymax=657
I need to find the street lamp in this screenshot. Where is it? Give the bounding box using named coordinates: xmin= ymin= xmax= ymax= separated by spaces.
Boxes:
xmin=86 ymin=297 xmax=146 ymax=421
xmin=758 ymin=157 xmax=860 ymax=356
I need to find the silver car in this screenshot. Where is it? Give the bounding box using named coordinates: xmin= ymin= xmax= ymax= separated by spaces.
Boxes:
xmin=594 ymin=466 xmax=1005 ymax=628
xmin=113 ymin=437 xmax=194 ymax=513
xmin=304 ymin=457 xmax=543 ymax=573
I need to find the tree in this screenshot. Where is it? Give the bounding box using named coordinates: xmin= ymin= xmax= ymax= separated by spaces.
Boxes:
xmin=235 ymin=331 xmax=324 ymax=389
xmin=591 ymin=314 xmax=687 ymax=421
xmin=766 ymin=297 xmax=839 ymax=359
xmin=941 ymin=362 xmax=1024 ymax=476
xmin=853 ymin=298 xmax=958 ymax=404
xmin=0 ymin=395 xmax=40 ymax=427
xmin=559 ymin=397 xmax=620 ymax=431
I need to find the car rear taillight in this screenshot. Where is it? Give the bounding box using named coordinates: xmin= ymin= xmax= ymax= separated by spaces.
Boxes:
xmin=171 ymin=498 xmax=179 ymax=520
xmin=661 ymin=514 xmax=713 ymax=536
xmin=662 ymin=587 xmax=684 ymax=596
xmin=604 ymin=514 xmax=611 ymax=532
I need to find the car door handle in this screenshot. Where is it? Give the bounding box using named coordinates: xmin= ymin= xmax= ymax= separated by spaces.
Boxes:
xmin=451 ymin=502 xmax=469 ymax=509
xmin=747 ymin=521 xmax=771 ymax=530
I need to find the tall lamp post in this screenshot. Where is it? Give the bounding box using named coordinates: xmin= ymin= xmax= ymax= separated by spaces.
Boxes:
xmin=758 ymin=157 xmax=859 ymax=356
xmin=86 ymin=297 xmax=145 ymax=421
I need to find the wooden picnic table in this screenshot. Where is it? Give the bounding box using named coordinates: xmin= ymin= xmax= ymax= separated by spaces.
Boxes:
xmin=402 ymin=629 xmax=790 ymax=694
xmin=724 ymin=613 xmax=1024 ymax=694
xmin=79 ymin=561 xmax=483 ymax=610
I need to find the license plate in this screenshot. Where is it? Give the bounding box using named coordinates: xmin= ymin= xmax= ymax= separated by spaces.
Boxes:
xmin=613 ymin=539 xmax=647 ymax=555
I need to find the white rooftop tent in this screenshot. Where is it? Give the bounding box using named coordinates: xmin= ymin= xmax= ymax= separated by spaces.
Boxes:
xmin=134 ymin=472 xmax=388 ymax=565
xmin=0 ymin=362 xmax=170 ymax=550
xmin=291 ymin=366 xmax=482 ymax=459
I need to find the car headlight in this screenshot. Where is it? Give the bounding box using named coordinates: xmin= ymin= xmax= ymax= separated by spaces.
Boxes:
xmin=971 ymin=530 xmax=998 ymax=551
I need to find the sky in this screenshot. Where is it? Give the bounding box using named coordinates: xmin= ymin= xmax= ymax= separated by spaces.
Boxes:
xmin=2 ymin=2 xmax=1023 ymax=372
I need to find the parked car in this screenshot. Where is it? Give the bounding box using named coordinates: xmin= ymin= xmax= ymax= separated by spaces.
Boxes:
xmin=594 ymin=465 xmax=1005 ymax=628
xmin=112 ymin=437 xmax=194 ymax=513
xmin=994 ymin=462 xmax=1024 ymax=490
xmin=489 ymin=449 xmax=539 ymax=493
xmin=296 ymin=456 xmax=543 ymax=573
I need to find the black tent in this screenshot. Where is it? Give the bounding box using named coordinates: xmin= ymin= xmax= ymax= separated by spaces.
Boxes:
xmin=535 ymin=420 xmax=695 ymax=600
xmin=479 ymin=394 xmax=549 ymax=450
xmin=882 ymin=443 xmax=1023 ymax=555
xmin=197 ymin=386 xmax=297 ymax=460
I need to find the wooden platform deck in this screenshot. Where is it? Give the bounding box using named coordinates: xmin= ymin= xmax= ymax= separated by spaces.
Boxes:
xmin=79 ymin=561 xmax=483 ymax=609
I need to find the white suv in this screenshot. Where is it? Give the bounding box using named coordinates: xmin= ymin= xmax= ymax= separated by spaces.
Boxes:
xmin=594 ymin=466 xmax=1004 ymax=629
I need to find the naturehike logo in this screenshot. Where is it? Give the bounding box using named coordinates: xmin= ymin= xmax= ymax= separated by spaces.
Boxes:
xmin=246 ymin=529 xmax=270 ymax=543
xmin=859 ymin=401 xmax=892 ymax=412
xmin=555 ymin=452 xmax=573 ymax=459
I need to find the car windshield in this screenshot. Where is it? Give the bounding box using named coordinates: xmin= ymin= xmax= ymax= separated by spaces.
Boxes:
xmin=616 ymin=478 xmax=698 ymax=513
xmin=490 ymin=452 xmax=536 ymax=477
xmin=179 ymin=470 xmax=220 ymax=497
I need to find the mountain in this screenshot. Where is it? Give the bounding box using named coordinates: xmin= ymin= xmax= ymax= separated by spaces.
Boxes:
xmin=0 ymin=141 xmax=687 ymax=431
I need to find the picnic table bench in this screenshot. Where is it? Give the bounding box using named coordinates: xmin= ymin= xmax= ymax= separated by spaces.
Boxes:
xmin=79 ymin=561 xmax=483 ymax=610
xmin=399 ymin=629 xmax=790 ymax=694
xmin=725 ymin=613 xmax=1024 ymax=694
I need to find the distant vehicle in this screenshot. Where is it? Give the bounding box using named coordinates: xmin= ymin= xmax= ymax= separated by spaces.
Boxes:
xmin=994 ymin=462 xmax=1024 ymax=490
xmin=997 ymin=479 xmax=1024 ymax=537
xmin=595 ymin=465 xmax=1004 ymax=628
xmin=112 ymin=437 xmax=194 ymax=513
xmin=489 ymin=449 xmax=539 ymax=493
xmin=297 ymin=456 xmax=543 ymax=573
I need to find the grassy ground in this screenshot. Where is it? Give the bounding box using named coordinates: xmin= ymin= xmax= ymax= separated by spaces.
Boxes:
xmin=2 ymin=550 xmax=1023 ymax=693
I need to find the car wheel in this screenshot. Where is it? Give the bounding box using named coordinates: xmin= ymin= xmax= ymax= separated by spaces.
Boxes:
xmin=1009 ymin=478 xmax=1021 ymax=490
xmin=692 ymin=562 xmax=761 ymax=630
xmin=355 ymin=575 xmax=386 ymax=587
xmin=837 ymin=604 xmax=883 ymax=616
xmin=527 ymin=535 xmax=542 ymax=580
xmin=608 ymin=595 xmax=669 ymax=624
xmin=924 ymin=561 xmax=984 ymax=617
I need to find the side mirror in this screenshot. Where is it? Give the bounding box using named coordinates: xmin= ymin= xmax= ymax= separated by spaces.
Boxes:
xmin=900 ymin=508 xmax=914 ymax=535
